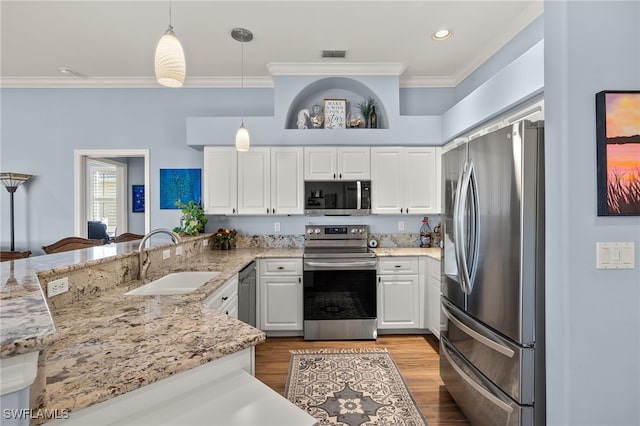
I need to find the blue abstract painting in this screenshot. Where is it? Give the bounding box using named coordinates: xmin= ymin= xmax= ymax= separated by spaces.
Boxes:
xmin=159 ymin=168 xmax=201 ymax=209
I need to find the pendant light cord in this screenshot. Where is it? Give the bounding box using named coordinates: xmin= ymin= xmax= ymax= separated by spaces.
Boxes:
xmin=240 ymin=39 xmax=245 ymax=124
xmin=168 ymin=0 xmax=173 ymax=28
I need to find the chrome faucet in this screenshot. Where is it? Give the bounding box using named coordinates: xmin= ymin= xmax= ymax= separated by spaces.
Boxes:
xmin=138 ymin=228 xmax=182 ymax=281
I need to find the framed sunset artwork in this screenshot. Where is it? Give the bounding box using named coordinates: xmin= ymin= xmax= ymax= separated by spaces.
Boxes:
xmin=596 ymin=90 xmax=640 ymax=216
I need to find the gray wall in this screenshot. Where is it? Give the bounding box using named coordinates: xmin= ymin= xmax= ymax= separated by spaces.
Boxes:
xmin=544 ymin=1 xmax=640 ymax=425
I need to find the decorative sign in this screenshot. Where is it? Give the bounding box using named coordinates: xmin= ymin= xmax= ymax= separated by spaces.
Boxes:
xmin=323 ymin=99 xmax=347 ymax=129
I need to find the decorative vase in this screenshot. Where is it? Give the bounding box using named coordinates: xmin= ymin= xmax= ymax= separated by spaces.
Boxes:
xmin=220 ymin=240 xmax=231 ymax=250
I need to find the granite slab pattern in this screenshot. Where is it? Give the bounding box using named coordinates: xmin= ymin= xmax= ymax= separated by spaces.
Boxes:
xmin=41 ymin=247 xmax=302 ymax=416
xmin=1 ymin=234 xmax=302 ymax=420
xmin=372 ymin=247 xmax=441 ymax=260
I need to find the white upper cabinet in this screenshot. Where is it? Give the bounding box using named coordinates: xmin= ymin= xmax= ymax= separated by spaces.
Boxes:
xmin=235 ymin=147 xmax=304 ymax=215
xmin=203 ymin=147 xmax=237 ymax=215
xmin=270 ymin=147 xmax=304 ymax=215
xmin=238 ymin=148 xmax=271 ymax=215
xmin=371 ymin=147 xmax=441 ymax=215
xmin=304 ymin=147 xmax=370 ymax=180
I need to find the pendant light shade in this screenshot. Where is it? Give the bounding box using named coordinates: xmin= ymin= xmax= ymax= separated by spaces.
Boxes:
xmin=155 ymin=1 xmax=185 ymax=88
xmin=155 ymin=26 xmax=185 ymax=87
xmin=235 ymin=122 xmax=250 ymax=152
xmin=232 ymin=28 xmax=253 ymax=151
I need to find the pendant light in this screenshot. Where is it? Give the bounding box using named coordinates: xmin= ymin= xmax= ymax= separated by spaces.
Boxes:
xmin=155 ymin=0 xmax=185 ymax=88
xmin=232 ymin=28 xmax=253 ymax=151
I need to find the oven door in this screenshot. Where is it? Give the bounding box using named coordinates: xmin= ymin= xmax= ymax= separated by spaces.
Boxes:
xmin=303 ymin=257 xmax=377 ymax=340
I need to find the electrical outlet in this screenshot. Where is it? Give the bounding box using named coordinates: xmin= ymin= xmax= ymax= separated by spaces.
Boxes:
xmin=47 ymin=277 xmax=69 ymax=297
xmin=203 ymin=240 xmax=209 ymax=247
xmin=163 ymin=249 xmax=171 ymax=260
xmin=399 ymin=221 xmax=405 ymax=231
xmin=175 ymin=246 xmax=183 ymax=256
xmin=274 ymin=222 xmax=281 ymax=232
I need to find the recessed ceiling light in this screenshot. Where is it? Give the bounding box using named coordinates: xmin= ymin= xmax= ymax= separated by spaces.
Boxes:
xmin=58 ymin=67 xmax=81 ymax=77
xmin=432 ymin=29 xmax=453 ymax=41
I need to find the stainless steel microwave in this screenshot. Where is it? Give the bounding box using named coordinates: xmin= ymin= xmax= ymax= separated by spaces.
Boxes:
xmin=304 ymin=180 xmax=371 ymax=215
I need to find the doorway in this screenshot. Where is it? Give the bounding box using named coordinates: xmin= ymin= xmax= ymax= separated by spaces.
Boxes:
xmin=74 ymin=149 xmax=150 ymax=238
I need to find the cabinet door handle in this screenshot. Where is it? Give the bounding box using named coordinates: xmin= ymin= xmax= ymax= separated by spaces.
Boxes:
xmin=395 ymin=265 xmax=402 ymax=268
xmin=272 ymin=208 xmax=275 ymax=214
xmin=298 ymin=277 xmax=301 ymax=283
xmin=378 ymin=276 xmax=381 ymax=283
xmin=400 ymin=208 xmax=403 ymax=213
xmin=277 ymin=266 xmax=284 ymax=269
xmin=333 ymin=173 xmax=336 ymax=179
xmin=222 ymin=296 xmax=229 ymax=301
xmin=339 ymin=173 xmax=342 ymax=179
xmin=267 ymin=208 xmax=270 ymax=214
xmin=232 ymin=208 xmax=236 ymax=214
xmin=225 ymin=310 xmax=229 ymax=315
xmin=406 ymin=208 xmax=409 ymax=214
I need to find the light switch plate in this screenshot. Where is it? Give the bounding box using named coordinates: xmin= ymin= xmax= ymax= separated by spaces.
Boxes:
xmin=175 ymin=246 xmax=183 ymax=256
xmin=163 ymin=249 xmax=171 ymax=260
xmin=399 ymin=221 xmax=405 ymax=231
xmin=596 ymin=242 xmax=635 ymax=269
xmin=274 ymin=222 xmax=281 ymax=232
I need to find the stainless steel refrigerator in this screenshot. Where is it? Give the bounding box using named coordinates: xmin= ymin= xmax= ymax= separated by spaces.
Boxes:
xmin=439 ymin=120 xmax=545 ymax=426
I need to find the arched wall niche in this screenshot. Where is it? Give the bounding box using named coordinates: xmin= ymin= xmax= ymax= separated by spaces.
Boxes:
xmin=285 ymin=77 xmax=388 ymax=129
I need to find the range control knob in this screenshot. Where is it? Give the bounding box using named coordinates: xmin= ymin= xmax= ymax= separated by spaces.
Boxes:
xmin=307 ymin=228 xmax=314 ymax=234
xmin=359 ymin=228 xmax=366 ymax=233
xmin=351 ymin=228 xmax=357 ymax=234
xmin=314 ymin=228 xmax=321 ymax=234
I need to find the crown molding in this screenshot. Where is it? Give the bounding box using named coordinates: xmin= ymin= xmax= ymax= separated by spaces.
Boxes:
xmin=266 ymin=62 xmax=406 ymax=76
xmin=0 ymin=76 xmax=275 ymax=89
xmin=2 ymin=72 xmax=461 ymax=89
xmin=400 ymin=76 xmax=456 ymax=88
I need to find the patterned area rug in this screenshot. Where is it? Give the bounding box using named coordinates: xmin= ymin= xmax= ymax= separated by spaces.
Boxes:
xmin=285 ymin=349 xmax=428 ymax=426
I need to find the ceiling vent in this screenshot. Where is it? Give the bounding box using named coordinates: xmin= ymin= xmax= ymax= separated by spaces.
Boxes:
xmin=321 ymin=50 xmax=347 ymax=59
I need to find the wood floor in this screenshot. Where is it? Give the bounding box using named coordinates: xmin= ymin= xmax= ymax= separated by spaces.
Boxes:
xmin=254 ymin=334 xmax=471 ymax=426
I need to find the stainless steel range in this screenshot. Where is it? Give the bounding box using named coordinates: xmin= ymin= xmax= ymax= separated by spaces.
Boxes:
xmin=303 ymin=225 xmax=377 ymax=340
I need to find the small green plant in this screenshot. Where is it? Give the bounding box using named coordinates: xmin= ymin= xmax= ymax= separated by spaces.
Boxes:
xmin=357 ymin=96 xmax=376 ymax=123
xmin=172 ymin=200 xmax=208 ymax=236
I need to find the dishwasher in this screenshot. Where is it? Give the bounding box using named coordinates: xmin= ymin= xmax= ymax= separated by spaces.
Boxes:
xmin=237 ymin=261 xmax=256 ymax=327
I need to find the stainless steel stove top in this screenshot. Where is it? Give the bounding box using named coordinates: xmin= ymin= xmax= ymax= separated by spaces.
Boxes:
xmin=303 ymin=225 xmax=374 ymax=259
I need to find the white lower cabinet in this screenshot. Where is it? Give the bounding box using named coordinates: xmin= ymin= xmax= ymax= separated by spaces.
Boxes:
xmin=258 ymin=258 xmax=303 ymax=333
xmin=204 ymin=274 xmax=239 ymax=319
xmin=376 ymin=257 xmax=421 ymax=329
xmin=426 ymin=257 xmax=442 ymax=338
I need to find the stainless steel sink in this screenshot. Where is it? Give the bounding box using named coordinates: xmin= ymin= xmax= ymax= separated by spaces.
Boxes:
xmin=124 ymin=271 xmax=220 ymax=296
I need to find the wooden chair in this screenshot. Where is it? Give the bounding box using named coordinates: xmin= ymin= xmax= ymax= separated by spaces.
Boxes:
xmin=42 ymin=237 xmax=105 ymax=254
xmin=0 ymin=250 xmax=32 ymax=262
xmin=112 ymin=233 xmax=145 ymax=243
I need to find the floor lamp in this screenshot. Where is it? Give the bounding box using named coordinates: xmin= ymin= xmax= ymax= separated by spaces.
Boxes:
xmin=0 ymin=172 xmax=33 ymax=251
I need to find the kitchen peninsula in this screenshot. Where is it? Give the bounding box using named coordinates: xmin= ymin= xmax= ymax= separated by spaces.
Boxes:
xmin=0 ymin=234 xmax=304 ymax=424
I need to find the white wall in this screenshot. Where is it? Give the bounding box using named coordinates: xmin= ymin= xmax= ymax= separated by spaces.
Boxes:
xmin=544 ymin=1 xmax=640 ymax=425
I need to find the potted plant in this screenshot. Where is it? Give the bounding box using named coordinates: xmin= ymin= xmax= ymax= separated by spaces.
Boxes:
xmin=214 ymin=228 xmax=238 ymax=250
xmin=173 ymin=200 xmax=208 ymax=236
xmin=356 ymin=96 xmax=376 ymax=128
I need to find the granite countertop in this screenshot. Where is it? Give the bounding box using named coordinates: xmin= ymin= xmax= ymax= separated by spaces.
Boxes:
xmin=0 ymin=236 xmax=301 ymax=417
xmin=372 ymin=246 xmax=441 ymax=259
xmin=44 ymin=247 xmax=302 ymax=414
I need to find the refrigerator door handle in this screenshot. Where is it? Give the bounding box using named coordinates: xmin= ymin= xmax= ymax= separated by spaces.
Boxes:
xmin=451 ymin=164 xmax=466 ymax=291
xmin=456 ymin=161 xmax=475 ymax=294
xmin=442 ymin=301 xmax=515 ymax=358
xmin=441 ymin=341 xmax=514 ymax=415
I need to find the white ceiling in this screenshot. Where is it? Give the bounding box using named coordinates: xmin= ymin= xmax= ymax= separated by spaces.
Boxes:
xmin=0 ymin=0 xmax=543 ymax=88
